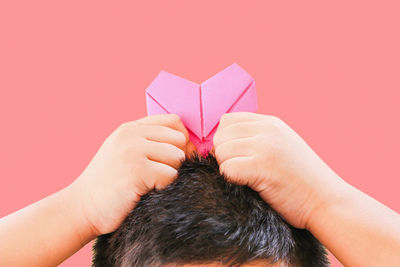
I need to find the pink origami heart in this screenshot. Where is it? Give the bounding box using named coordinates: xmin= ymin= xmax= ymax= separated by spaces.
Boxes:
xmin=146 ymin=63 xmax=258 ymax=154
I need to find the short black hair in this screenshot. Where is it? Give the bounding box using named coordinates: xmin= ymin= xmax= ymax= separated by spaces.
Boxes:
xmin=92 ymin=154 xmax=329 ymax=267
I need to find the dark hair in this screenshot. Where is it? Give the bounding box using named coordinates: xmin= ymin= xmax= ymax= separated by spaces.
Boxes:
xmin=93 ymin=154 xmax=329 ymax=267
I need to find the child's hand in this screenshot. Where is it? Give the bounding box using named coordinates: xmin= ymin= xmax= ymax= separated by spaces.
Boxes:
xmin=72 ymin=114 xmax=193 ymax=235
xmin=213 ymin=112 xmax=344 ymax=229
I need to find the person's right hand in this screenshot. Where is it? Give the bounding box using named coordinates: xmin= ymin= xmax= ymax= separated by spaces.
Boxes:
xmin=71 ymin=114 xmax=194 ymax=236
xmin=213 ymin=112 xmax=346 ymax=229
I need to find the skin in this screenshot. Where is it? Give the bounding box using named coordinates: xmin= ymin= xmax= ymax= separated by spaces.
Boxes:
xmin=213 ymin=112 xmax=400 ymax=267
xmin=0 ymin=112 xmax=400 ymax=266
xmin=0 ymin=114 xmax=194 ymax=266
xmin=177 ymin=259 xmax=279 ymax=267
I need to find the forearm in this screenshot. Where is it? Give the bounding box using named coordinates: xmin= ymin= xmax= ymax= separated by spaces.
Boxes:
xmin=308 ymin=176 xmax=400 ymax=267
xmin=0 ymin=183 xmax=96 ymax=267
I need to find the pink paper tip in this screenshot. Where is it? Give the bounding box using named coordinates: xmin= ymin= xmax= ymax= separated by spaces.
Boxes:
xmin=145 ymin=63 xmax=258 ymax=154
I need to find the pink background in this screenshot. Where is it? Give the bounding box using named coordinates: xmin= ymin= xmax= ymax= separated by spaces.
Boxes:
xmin=1 ymin=1 xmax=399 ymax=266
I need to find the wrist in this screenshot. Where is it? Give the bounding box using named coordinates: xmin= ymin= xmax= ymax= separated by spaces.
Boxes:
xmin=305 ymin=172 xmax=352 ymax=232
xmin=64 ymin=181 xmax=99 ymax=242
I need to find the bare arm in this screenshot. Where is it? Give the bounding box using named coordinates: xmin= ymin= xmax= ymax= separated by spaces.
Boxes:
xmin=0 ymin=114 xmax=192 ymax=266
xmin=308 ymin=176 xmax=400 ymax=267
xmin=0 ymin=184 xmax=95 ymax=266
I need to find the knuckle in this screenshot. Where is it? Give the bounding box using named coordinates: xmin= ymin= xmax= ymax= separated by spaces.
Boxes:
xmin=120 ymin=121 xmax=137 ymax=129
xmin=257 ymin=134 xmax=282 ymax=160
xmin=214 ymin=144 xmax=224 ymax=158
xmin=229 ymin=122 xmax=250 ymax=136
xmin=236 ymin=122 xmax=248 ymax=132
xmin=122 ymin=146 xmax=145 ymax=164
xmin=117 ymin=122 xmax=130 ymax=132
xmin=164 ymin=143 xmax=185 ymax=159
xmin=261 ymin=118 xmax=284 ymax=135
xmin=213 ymin=133 xmax=221 ymax=146
xmin=174 ymin=131 xmax=187 ymax=144
xmin=221 ymin=113 xmax=232 ymax=119
xmin=215 ymin=141 xmax=234 ymax=158
xmin=119 ymin=121 xmax=131 ymax=127
xmin=114 ymin=127 xmax=141 ymax=145
xmin=169 ymin=168 xmax=178 ymax=178
xmin=213 ymin=135 xmax=220 ymax=149
xmin=159 ymin=168 xmax=178 ymax=186
xmin=176 ymin=148 xmax=185 ymax=160
xmin=220 ymin=113 xmax=232 ymax=124
xmin=265 ymin=115 xmax=284 ymax=126
xmin=116 ymin=122 xmax=136 ymax=135
xmin=219 ymin=161 xmax=229 ymax=175
xmin=155 ymin=183 xmax=167 ymax=191
xmin=167 ymin=113 xmax=181 ymax=123
xmin=163 ymin=141 xmax=176 ymax=150
xmin=221 ymin=164 xmax=240 ymax=183
xmin=246 ymin=135 xmax=261 ymax=151
xmin=259 ymin=131 xmax=279 ymax=147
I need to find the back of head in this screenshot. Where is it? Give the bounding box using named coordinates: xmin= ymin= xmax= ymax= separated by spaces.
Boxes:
xmin=93 ymin=154 xmax=329 ymax=267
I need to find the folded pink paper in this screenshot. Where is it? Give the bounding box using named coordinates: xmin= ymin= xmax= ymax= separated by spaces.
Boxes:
xmin=146 ymin=63 xmax=258 ymax=154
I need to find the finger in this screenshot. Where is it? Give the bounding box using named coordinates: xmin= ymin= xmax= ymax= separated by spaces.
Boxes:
xmin=219 ymin=156 xmax=254 ymax=186
xmin=214 ymin=137 xmax=257 ymax=163
xmin=145 ymin=141 xmax=185 ymax=169
xmin=209 ymin=146 xmax=216 ymax=157
xmin=136 ymin=114 xmax=189 ymax=141
xmin=146 ymin=160 xmax=178 ymax=190
xmin=185 ymin=140 xmax=197 ymax=157
xmin=214 ymin=121 xmax=261 ymax=147
xmin=218 ymin=112 xmax=264 ymax=129
xmin=142 ymin=125 xmax=187 ymax=148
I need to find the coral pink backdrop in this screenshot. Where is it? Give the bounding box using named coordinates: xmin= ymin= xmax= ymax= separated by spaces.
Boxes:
xmin=1 ymin=1 xmax=399 ymax=266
